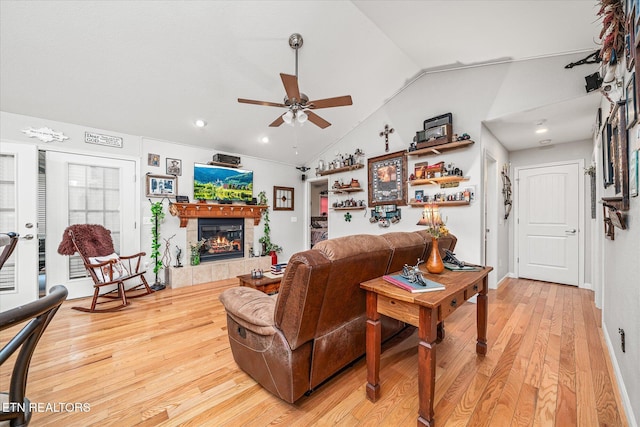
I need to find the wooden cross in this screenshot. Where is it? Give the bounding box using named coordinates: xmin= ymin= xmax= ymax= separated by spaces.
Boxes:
xmin=379 ymin=124 xmax=394 ymax=152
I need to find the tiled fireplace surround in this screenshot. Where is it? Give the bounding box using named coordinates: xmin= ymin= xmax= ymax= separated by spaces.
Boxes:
xmin=167 ymin=217 xmax=271 ymax=288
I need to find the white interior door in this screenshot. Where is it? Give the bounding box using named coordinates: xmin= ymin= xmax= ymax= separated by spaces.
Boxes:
xmin=45 ymin=152 xmax=137 ymax=299
xmin=517 ymin=162 xmax=581 ymax=286
xmin=0 ymin=142 xmax=39 ymax=311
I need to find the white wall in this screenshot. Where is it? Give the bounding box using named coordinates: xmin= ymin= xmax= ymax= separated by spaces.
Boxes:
xmin=305 ymin=52 xmax=593 ymax=270
xmin=0 ymin=111 xmax=306 ymax=288
xmin=140 ymin=138 xmax=304 ymax=271
xmin=596 ymin=100 xmax=640 ymax=425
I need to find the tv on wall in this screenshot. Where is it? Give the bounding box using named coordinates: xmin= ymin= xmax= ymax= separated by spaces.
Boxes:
xmin=193 ymin=163 xmax=253 ymax=202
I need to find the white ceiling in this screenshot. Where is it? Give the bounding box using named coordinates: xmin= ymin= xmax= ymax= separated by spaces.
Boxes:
xmin=0 ymin=1 xmax=601 ymax=165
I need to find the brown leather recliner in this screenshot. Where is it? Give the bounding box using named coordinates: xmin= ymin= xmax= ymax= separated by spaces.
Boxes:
xmin=220 ymin=234 xmax=401 ymax=402
xmin=219 ymin=232 xmax=457 ymax=403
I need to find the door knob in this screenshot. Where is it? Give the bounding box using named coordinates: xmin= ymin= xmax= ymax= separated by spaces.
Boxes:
xmin=21 ymin=234 xmax=34 ymax=240
xmin=25 ymin=223 xmax=34 ymax=228
xmin=565 ymin=229 xmax=577 ymax=234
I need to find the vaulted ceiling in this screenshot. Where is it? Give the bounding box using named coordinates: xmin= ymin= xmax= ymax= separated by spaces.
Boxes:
xmin=1 ymin=1 xmax=601 ymax=165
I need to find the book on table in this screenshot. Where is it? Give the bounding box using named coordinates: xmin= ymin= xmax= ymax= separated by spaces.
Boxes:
xmin=382 ymin=274 xmax=445 ymax=293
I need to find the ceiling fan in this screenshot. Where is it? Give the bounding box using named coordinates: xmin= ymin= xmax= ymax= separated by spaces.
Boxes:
xmin=238 ymin=33 xmax=353 ymax=129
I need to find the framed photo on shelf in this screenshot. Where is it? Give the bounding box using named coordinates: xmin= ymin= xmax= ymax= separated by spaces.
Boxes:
xmin=414 ymin=190 xmax=424 ymax=202
xmin=368 ymin=150 xmax=407 ymax=206
xmin=166 ymin=158 xmax=182 ymax=176
xmin=146 ymin=174 xmax=178 ymax=197
xmin=273 ymin=186 xmax=294 ymax=210
xmin=626 ymin=73 xmax=637 ymax=128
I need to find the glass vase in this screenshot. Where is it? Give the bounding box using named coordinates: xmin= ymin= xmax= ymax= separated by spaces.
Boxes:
xmin=190 ymin=251 xmax=200 ymax=266
xmin=426 ymin=236 xmax=444 ymax=274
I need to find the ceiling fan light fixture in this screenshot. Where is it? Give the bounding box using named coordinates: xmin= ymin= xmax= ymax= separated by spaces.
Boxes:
xmin=297 ymin=110 xmax=308 ymax=124
xmin=283 ymin=110 xmax=294 ymax=125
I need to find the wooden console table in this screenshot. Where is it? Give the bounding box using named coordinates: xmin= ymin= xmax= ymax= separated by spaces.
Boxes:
xmin=360 ymin=266 xmax=492 ymax=426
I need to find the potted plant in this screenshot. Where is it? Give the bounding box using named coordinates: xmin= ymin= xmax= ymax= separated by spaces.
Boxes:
xmin=150 ymin=201 xmax=166 ymax=290
xmin=257 ymin=190 xmax=282 ymax=264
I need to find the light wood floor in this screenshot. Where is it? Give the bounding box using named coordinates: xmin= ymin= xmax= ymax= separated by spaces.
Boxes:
xmin=1 ymin=278 xmax=628 ymax=426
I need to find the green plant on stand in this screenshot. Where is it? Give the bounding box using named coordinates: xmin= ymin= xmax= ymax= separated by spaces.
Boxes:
xmin=150 ymin=201 xmax=166 ymax=290
xmin=257 ymin=190 xmax=282 ymax=263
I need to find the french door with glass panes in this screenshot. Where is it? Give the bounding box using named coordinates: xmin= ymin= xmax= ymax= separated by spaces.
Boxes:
xmin=45 ymin=152 xmax=138 ymax=300
xmin=0 ymin=142 xmax=39 ymax=311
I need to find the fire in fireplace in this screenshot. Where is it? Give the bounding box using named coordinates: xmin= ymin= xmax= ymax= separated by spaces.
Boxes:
xmin=197 ymin=218 xmax=244 ymax=262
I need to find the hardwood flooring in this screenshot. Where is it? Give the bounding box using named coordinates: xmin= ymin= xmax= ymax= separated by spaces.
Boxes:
xmin=0 ymin=278 xmax=628 ymax=426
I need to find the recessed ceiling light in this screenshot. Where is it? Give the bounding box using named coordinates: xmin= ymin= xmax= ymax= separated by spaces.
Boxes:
xmin=535 ymin=119 xmax=547 ymax=134
xmin=194 ymin=119 xmax=207 ymax=128
xmin=261 ymin=136 xmax=269 ymax=143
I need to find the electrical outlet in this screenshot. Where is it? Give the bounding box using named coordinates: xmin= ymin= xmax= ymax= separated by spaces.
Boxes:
xmin=291 ymin=216 xmax=297 ymax=222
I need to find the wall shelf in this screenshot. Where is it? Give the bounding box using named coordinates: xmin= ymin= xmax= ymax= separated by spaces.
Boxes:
xmin=317 ymin=163 xmax=364 ymax=176
xmin=332 ymin=206 xmax=366 ymax=211
xmin=409 ymin=176 xmax=469 ymax=186
xmin=169 ymin=202 xmax=267 ymax=227
xmin=409 ymin=200 xmax=470 ymax=207
xmin=407 ymin=139 xmax=474 ymax=157
xmin=330 ymin=187 xmax=364 ymax=194
xmin=207 ymin=161 xmax=242 ymax=168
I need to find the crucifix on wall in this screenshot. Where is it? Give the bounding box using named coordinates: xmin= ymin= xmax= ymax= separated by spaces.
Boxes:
xmin=379 ymin=124 xmax=394 ymax=152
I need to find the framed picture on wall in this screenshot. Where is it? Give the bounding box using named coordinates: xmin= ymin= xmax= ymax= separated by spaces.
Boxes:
xmin=631 ymin=149 xmax=639 ymax=197
xmin=273 ymin=186 xmax=294 ymax=210
xmin=368 ymin=150 xmax=407 ymax=206
xmin=602 ymin=121 xmax=614 ymax=187
xmin=146 ymin=173 xmax=178 ymax=197
xmin=626 ymin=72 xmax=637 ymax=128
xmin=166 ymin=158 xmax=182 ymax=176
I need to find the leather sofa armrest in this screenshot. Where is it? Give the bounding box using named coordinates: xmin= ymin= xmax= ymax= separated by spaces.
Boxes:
xmin=219 ymin=287 xmax=277 ymax=336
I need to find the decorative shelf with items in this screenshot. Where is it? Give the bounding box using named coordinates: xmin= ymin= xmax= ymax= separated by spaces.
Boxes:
xmin=409 ymin=176 xmax=470 ymax=187
xmin=315 ymin=148 xmax=365 ymax=176
xmin=330 ymin=177 xmax=366 ymax=210
xmin=207 ymin=153 xmax=243 ymax=168
xmin=407 ymin=139 xmax=475 ymax=157
xmin=329 ymin=178 xmax=364 ymax=193
xmin=409 ymin=188 xmax=474 ymax=208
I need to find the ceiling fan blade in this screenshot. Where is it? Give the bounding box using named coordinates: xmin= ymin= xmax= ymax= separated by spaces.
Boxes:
xmin=306 ymin=110 xmax=331 ymax=129
xmin=280 ymin=73 xmax=302 ymax=103
xmin=238 ymin=98 xmax=287 ymax=108
xmin=307 ymin=95 xmax=353 ymax=109
xmin=269 ymin=115 xmax=284 ymax=127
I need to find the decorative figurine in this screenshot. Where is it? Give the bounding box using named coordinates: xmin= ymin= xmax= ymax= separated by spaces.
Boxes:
xmin=174 ymin=245 xmax=183 ymax=268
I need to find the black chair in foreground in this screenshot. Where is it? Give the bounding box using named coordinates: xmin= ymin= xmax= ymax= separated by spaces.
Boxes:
xmin=0 ymin=285 xmax=68 ymax=426
xmin=0 ymin=232 xmax=19 ymax=271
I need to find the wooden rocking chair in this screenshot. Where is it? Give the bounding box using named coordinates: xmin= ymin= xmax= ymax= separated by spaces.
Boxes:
xmin=57 ymin=224 xmax=153 ymax=313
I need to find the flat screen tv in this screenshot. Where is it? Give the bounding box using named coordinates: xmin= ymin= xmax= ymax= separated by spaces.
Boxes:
xmin=193 ymin=163 xmax=253 ymax=202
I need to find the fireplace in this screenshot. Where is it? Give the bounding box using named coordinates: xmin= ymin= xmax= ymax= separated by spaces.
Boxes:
xmin=197 ymin=218 xmax=244 ymax=262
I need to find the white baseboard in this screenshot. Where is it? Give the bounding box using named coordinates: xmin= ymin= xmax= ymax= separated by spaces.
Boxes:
xmin=581 ymin=281 xmax=593 ymax=291
xmin=496 ymin=273 xmax=512 ymax=288
xmin=602 ymin=319 xmax=638 ymax=427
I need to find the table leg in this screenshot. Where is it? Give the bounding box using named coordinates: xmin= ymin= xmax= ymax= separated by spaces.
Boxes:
xmin=476 ymin=276 xmax=488 ymax=356
xmin=417 ymin=306 xmax=437 ymax=426
xmin=365 ymin=291 xmax=381 ymax=402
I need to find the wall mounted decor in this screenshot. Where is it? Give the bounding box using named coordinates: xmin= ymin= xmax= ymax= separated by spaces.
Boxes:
xmin=368 ymin=151 xmax=407 ymax=207
xmin=84 ymin=131 xmax=123 ymax=148
xmin=21 ymin=127 xmax=69 ymax=143
xmin=146 ymin=173 xmax=177 ymax=198
xmin=626 ymin=72 xmax=637 ymax=128
xmin=273 ymin=186 xmax=294 ymax=210
xmin=166 ymin=158 xmax=182 ymax=176
xmin=501 ymin=163 xmax=512 ymax=220
xmin=602 ymin=121 xmax=614 ymax=187
xmin=148 ymin=153 xmax=160 ymax=167
xmin=630 ymin=149 xmax=638 ymax=196
xmin=613 ymin=101 xmax=630 ymax=210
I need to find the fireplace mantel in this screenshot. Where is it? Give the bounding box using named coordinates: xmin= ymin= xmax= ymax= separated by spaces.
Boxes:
xmin=169 ymin=202 xmax=267 ymax=227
